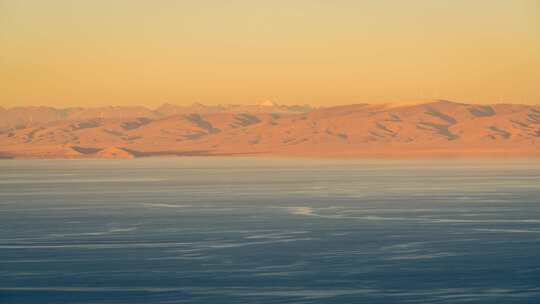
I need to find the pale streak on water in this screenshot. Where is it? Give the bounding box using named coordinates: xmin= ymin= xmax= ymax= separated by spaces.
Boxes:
xmin=1 ymin=158 xmax=540 ymax=304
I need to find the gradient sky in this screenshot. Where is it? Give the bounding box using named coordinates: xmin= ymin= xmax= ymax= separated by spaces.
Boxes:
xmin=1 ymin=0 xmax=539 ymax=107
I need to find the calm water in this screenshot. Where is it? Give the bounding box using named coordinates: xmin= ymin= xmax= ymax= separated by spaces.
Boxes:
xmin=1 ymin=158 xmax=540 ymax=304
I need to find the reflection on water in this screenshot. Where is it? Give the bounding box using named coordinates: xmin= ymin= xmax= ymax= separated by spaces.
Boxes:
xmin=1 ymin=158 xmax=540 ymax=303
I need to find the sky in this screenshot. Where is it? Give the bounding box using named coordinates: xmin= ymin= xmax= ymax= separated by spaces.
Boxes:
xmin=1 ymin=0 xmax=539 ymax=108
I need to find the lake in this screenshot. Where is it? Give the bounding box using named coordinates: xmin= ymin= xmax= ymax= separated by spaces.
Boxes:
xmin=1 ymin=158 xmax=540 ymax=303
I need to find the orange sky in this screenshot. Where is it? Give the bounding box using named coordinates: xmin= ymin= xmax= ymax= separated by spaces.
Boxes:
xmin=1 ymin=0 xmax=539 ymax=108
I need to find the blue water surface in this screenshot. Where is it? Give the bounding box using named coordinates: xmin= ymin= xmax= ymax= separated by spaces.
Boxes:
xmin=1 ymin=158 xmax=540 ymax=303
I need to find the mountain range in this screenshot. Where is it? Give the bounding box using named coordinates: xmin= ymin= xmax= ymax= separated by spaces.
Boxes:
xmin=1 ymin=100 xmax=539 ymax=159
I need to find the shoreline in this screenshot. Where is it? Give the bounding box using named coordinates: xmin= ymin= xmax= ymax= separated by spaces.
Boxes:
xmin=2 ymin=150 xmax=540 ymax=160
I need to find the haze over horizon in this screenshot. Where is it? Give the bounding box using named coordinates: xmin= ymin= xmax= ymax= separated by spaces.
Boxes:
xmin=2 ymin=99 xmax=540 ymax=111
xmin=1 ymin=0 xmax=539 ymax=108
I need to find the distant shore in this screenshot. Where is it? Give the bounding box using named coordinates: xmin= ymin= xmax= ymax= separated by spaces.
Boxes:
xmin=2 ymin=100 xmax=539 ymax=160
xmin=1 ymin=149 xmax=539 ymax=160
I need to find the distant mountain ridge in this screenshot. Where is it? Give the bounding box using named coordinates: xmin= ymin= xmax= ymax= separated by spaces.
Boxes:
xmin=0 ymin=102 xmax=314 ymax=129
xmin=1 ymin=100 xmax=539 ymax=158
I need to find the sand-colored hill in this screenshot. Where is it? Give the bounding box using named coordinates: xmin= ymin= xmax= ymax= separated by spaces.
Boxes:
xmin=95 ymin=147 xmax=134 ymax=159
xmin=1 ymin=100 xmax=539 ymax=159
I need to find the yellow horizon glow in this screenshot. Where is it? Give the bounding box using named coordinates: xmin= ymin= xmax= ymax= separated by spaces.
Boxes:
xmin=1 ymin=0 xmax=539 ymax=108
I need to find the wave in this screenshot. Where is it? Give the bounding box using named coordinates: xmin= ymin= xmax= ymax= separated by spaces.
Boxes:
xmin=0 ymin=178 xmax=166 ymax=184
xmin=207 ymin=238 xmax=315 ymax=249
xmin=287 ymin=207 xmax=316 ymax=216
xmin=245 ymin=231 xmax=309 ymax=240
xmin=474 ymin=228 xmax=540 ymax=234
xmin=0 ymin=287 xmax=190 ymax=292
xmin=49 ymin=227 xmax=137 ymax=238
xmin=385 ymin=252 xmax=460 ymax=261
xmin=0 ymin=241 xmax=194 ymax=250
xmin=283 ymin=206 xmax=540 ymax=224
xmin=142 ymin=203 xmax=191 ymax=208
xmin=236 ymin=288 xmax=378 ymax=299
